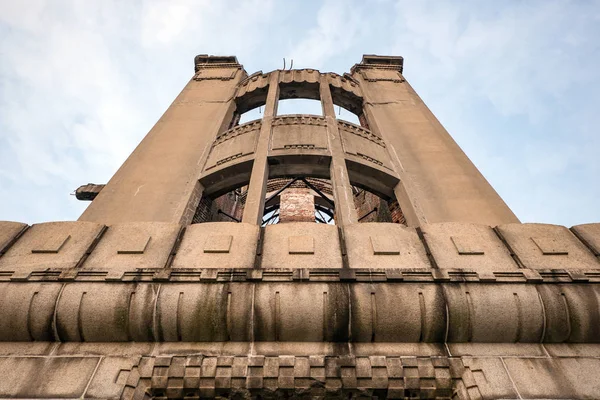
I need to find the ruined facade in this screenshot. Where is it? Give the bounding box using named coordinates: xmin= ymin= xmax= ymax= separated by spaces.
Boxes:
xmin=0 ymin=55 xmax=599 ymax=399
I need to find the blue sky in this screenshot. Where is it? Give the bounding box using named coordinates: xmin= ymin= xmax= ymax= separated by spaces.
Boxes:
xmin=0 ymin=0 xmax=599 ymax=226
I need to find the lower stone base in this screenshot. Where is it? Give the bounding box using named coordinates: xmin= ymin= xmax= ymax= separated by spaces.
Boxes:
xmin=0 ymin=343 xmax=599 ymax=399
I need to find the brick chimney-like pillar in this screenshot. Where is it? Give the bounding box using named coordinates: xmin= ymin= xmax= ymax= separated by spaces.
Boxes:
xmin=279 ymin=189 xmax=315 ymax=223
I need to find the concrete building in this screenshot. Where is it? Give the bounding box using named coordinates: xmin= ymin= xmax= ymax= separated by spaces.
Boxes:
xmin=0 ymin=54 xmax=599 ymax=398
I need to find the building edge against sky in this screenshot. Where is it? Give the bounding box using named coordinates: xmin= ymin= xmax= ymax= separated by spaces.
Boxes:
xmin=0 ymin=55 xmax=598 ymax=398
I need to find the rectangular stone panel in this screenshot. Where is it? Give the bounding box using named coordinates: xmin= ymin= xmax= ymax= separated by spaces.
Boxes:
xmin=496 ymin=223 xmax=600 ymax=270
xmin=370 ymin=236 xmax=400 ymax=255
xmin=345 ymin=223 xmax=430 ymax=269
xmin=0 ymin=221 xmax=27 ymax=255
xmin=339 ymin=121 xmax=393 ymax=170
xmin=571 ymin=223 xmax=600 ymax=256
xmin=262 ymin=223 xmax=342 ymax=269
xmin=288 ymin=236 xmax=314 ymax=254
xmin=271 ymin=116 xmax=328 ymax=151
xmin=421 ymin=223 xmax=517 ymax=271
xmin=0 ymin=356 xmax=99 ymax=398
xmin=172 ymin=222 xmax=258 ymax=269
xmin=204 ymin=235 xmax=233 ymax=253
xmin=31 ymin=234 xmax=70 ymax=253
xmin=0 ymin=221 xmax=104 ymax=271
xmin=82 ymin=222 xmax=180 ymax=271
xmin=204 ymin=121 xmax=260 ymax=171
xmin=504 ymin=358 xmax=600 ymax=399
xmin=117 ymin=235 xmax=150 ymax=254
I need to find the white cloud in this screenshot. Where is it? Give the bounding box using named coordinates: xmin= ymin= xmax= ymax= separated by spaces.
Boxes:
xmin=0 ymin=0 xmax=598 ymax=226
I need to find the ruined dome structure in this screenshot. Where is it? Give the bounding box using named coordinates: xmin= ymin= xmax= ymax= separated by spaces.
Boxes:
xmin=1 ymin=55 xmax=600 ymax=399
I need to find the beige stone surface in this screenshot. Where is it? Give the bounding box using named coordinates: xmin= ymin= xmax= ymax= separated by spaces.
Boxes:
xmin=261 ymin=222 xmax=343 ymax=269
xmin=85 ymin=356 xmax=140 ymax=398
xmin=157 ymin=283 xmax=253 ymax=341
xmin=253 ymin=283 xmax=348 ymax=342
xmin=345 ymin=222 xmax=430 ymax=269
xmin=536 ymin=283 xmax=600 ymax=343
xmin=0 ymin=357 xmax=99 ymax=398
xmin=421 ymin=222 xmax=518 ymax=270
xmin=1 ymin=55 xmax=599 ymax=398
xmin=82 ymin=222 xmax=181 ymax=271
xmin=0 ymin=221 xmax=104 ymax=271
xmin=504 ymin=357 xmax=600 ymax=399
xmin=0 ymin=221 xmax=27 ymax=255
xmin=497 ymin=222 xmax=600 ymax=269
xmin=461 ymin=357 xmax=519 ymax=400
xmin=354 ymin=63 xmax=519 ymax=226
xmin=0 ymin=282 xmax=62 ymax=341
xmin=572 ymin=222 xmax=600 ymax=256
xmin=79 ymin=62 xmax=242 ymax=225
xmin=444 ymin=283 xmax=544 ymax=342
xmin=350 ymin=283 xmax=446 ymax=342
xmin=172 ymin=222 xmax=258 ymax=269
xmin=55 ymin=283 xmax=157 ymax=341
xmin=447 ymin=343 xmax=547 ymax=357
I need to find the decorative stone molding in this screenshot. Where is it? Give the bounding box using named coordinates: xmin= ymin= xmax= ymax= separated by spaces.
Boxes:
xmin=122 ymin=355 xmax=469 ymax=399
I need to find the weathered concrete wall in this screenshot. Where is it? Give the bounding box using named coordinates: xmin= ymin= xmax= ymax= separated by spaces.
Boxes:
xmin=79 ymin=56 xmax=244 ymax=225
xmin=352 ymin=55 xmax=519 ymax=226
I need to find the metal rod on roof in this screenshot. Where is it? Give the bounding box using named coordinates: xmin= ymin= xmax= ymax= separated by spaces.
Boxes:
xmin=300 ymin=178 xmax=335 ymax=209
xmin=264 ymin=178 xmax=300 ymax=205
xmin=218 ymin=209 xmax=241 ymax=222
xmin=358 ymin=207 xmax=378 ymax=222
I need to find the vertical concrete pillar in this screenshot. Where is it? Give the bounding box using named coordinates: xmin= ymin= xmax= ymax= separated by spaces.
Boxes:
xmin=320 ymin=78 xmax=359 ymax=226
xmin=241 ymin=72 xmax=280 ymax=225
xmin=353 ymin=55 xmax=519 ymax=226
xmin=79 ymin=56 xmax=244 ymax=225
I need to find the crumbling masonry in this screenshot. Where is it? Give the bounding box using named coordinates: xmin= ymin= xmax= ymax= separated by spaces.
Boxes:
xmin=1 ymin=55 xmax=600 ymax=399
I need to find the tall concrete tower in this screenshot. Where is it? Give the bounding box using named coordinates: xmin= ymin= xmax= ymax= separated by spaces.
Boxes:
xmin=0 ymin=55 xmax=599 ymax=399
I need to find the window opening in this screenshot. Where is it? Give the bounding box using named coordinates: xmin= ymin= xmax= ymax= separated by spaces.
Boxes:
xmin=238 ymin=106 xmax=263 ymax=125
xmin=336 ymin=105 xmax=361 ymax=125
xmin=276 ymin=98 xmax=323 ymax=117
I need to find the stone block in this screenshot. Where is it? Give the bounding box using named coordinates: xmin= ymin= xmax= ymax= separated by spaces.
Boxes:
xmin=85 ymin=356 xmax=139 ymax=398
xmin=536 ymin=283 xmax=600 ymax=343
xmin=0 ymin=221 xmax=104 ymax=271
xmin=0 ymin=356 xmax=99 ymax=398
xmin=447 ymin=343 xmax=547 ymax=357
xmin=55 ymin=283 xmax=156 ymax=341
xmin=443 ymin=283 xmax=544 ymax=342
xmin=345 ymin=223 xmax=430 ymax=269
xmin=350 ymin=283 xmax=446 ymax=342
xmin=204 ymin=235 xmax=233 ymax=253
xmin=572 ymin=223 xmax=600 ymax=256
xmin=496 ymin=223 xmax=600 ymax=269
xmin=261 ymin=223 xmax=342 ymax=269
xmin=0 ymin=221 xmax=27 ymax=255
xmin=504 ymin=358 xmax=600 ymax=399
xmin=172 ymin=222 xmax=258 ymax=269
xmin=83 ymin=222 xmax=180 ymax=271
xmin=421 ymin=223 xmax=517 ymax=270
xmin=0 ymin=282 xmax=62 ymax=341
xmin=157 ymin=283 xmax=253 ymax=341
xmin=288 ymin=235 xmax=314 ymax=254
xmin=253 ymin=282 xmax=349 ymax=341
xmin=461 ymin=357 xmax=518 ymax=400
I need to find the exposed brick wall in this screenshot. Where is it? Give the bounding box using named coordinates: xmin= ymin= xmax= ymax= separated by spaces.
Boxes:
xmin=191 ymin=190 xmax=243 ymax=224
xmin=279 ymin=188 xmax=315 ymax=223
xmin=354 ymin=190 xmax=406 ymax=224
xmin=193 ymin=178 xmax=405 ymax=225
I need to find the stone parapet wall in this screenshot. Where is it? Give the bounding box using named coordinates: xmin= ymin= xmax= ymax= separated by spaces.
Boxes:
xmin=0 ymin=220 xmax=600 ymax=347
xmin=2 ymin=221 xmax=599 ymax=275
xmin=0 ymin=342 xmax=599 ymax=399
